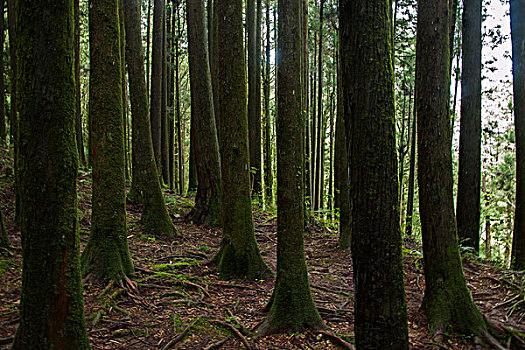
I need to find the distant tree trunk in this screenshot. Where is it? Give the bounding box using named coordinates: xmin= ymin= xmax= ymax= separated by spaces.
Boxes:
xmin=248 ymin=0 xmax=263 ymax=199
xmin=75 ymin=0 xmax=85 ymax=165
xmin=0 ymin=209 xmax=9 ymax=248
xmin=342 ymin=0 xmax=409 ymax=347
xmin=258 ymin=0 xmax=324 ymax=335
xmin=213 ymin=0 xmax=271 ymax=280
xmin=7 ymin=0 xmax=18 ymax=226
xmin=83 ymin=0 xmax=134 ymax=282
xmin=124 ymin=0 xmax=179 ymax=237
xmin=263 ymin=0 xmax=273 ymax=206
xmin=150 ymin=0 xmax=164 ymax=177
xmin=310 ymin=35 xmax=317 ymax=210
xmin=175 ymin=2 xmax=184 ymax=194
xmin=314 ymin=0 xmax=324 ymax=212
xmin=187 ymin=115 xmax=198 ymax=192
xmin=397 ymin=89 xmax=408 ymax=219
xmin=146 ymin=0 xmax=152 ymax=93
xmin=120 ymin=0 xmax=130 ymax=182
xmin=511 ymin=0 xmax=525 ymax=270
xmin=0 ymin=0 xmax=4 ymax=144
xmin=185 ymin=0 xmax=222 ymax=227
xmin=161 ymin=4 xmax=170 ymax=185
xmin=12 ymin=0 xmax=90 ymax=347
xmin=302 ymin=0 xmax=309 ymax=210
xmin=335 ymin=46 xmax=351 ymax=249
xmin=405 ymin=94 xmax=417 ymax=237
xmin=168 ymin=1 xmax=175 ymax=190
xmin=416 ymin=0 xmax=489 ymax=336
xmin=328 ymin=72 xmax=335 ymax=216
xmin=457 ymin=0 xmax=482 ymax=253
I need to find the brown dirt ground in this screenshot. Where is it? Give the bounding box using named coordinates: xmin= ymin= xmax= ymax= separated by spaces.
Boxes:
xmin=0 ymin=145 xmax=524 ymax=349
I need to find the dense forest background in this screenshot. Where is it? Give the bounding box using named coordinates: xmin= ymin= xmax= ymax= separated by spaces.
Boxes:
xmin=0 ymin=0 xmax=525 ymax=349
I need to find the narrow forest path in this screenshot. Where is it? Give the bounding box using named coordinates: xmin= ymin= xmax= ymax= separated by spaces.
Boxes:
xmin=0 ymin=146 xmax=523 ymax=349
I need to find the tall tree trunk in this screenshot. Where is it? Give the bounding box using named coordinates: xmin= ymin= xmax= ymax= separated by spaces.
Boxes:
xmin=161 ymin=4 xmax=170 ymax=185
xmin=0 ymin=209 xmax=8 ymax=248
xmin=257 ymin=0 xmax=324 ymax=334
xmin=187 ymin=115 xmax=198 ymax=192
xmin=185 ymin=0 xmax=222 ymax=227
xmin=416 ymin=0 xmax=489 ymax=336
xmin=0 ymin=0 xmax=5 ymax=144
xmin=511 ymin=0 xmax=525 ymax=270
xmin=12 ymin=0 xmax=90 ymax=347
xmin=146 ymin=0 xmax=152 ymax=94
xmin=168 ymin=1 xmax=175 ymax=190
xmin=397 ymin=88 xmax=408 ymax=221
xmin=83 ymin=0 xmax=135 ymax=282
xmin=328 ymin=72 xmax=335 ymax=217
xmin=310 ymin=34 xmax=317 ymax=210
xmin=124 ymin=0 xmax=179 ymax=237
xmin=457 ymin=0 xmax=482 ymax=253
xmin=74 ymin=0 xmax=85 ymax=165
xmin=314 ymin=0 xmax=324 ymax=212
xmin=263 ymin=0 xmax=273 ymax=206
xmin=150 ymin=0 xmax=164 ymax=177
xmin=175 ymin=1 xmax=184 ymax=194
xmin=341 ymin=0 xmax=409 ymax=347
xmin=120 ymin=0 xmax=130 ymax=182
xmin=335 ymin=45 xmax=351 ymax=249
xmin=405 ymin=89 xmax=417 ymax=237
xmin=213 ymin=0 xmax=271 ymax=280
xmin=248 ymin=0 xmax=263 ymax=199
xmin=303 ymin=0 xmax=310 ymax=209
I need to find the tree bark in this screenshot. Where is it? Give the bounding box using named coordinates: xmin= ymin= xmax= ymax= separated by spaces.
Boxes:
xmin=124 ymin=0 xmax=179 ymax=238
xmin=263 ymin=0 xmax=273 ymax=205
xmin=405 ymin=92 xmax=417 ymax=237
xmin=150 ymin=0 xmax=164 ymax=177
xmin=511 ymin=0 xmax=525 ymax=270
xmin=257 ymin=0 xmax=324 ymax=334
xmin=341 ymin=0 xmax=409 ymax=347
xmin=0 ymin=0 xmax=6 ymax=144
xmin=74 ymin=0 xmax=85 ymax=165
xmin=457 ymin=0 xmax=482 ymax=253
xmin=12 ymin=0 xmax=90 ymax=346
xmin=314 ymin=0 xmax=325 ymax=212
xmin=416 ymin=0 xmax=488 ymax=335
xmin=185 ymin=0 xmax=222 ymax=227
xmin=213 ymin=0 xmax=271 ymax=280
xmin=161 ymin=5 xmax=170 ymax=185
xmin=248 ymin=0 xmax=263 ymax=199
xmin=83 ymin=0 xmax=135 ymax=282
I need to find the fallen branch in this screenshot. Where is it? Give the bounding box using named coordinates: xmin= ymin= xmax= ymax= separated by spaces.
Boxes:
xmin=161 ymin=317 xmax=201 ymax=350
xmin=212 ymin=319 xmax=251 ymax=349
xmin=203 ymin=337 xmax=229 ymax=350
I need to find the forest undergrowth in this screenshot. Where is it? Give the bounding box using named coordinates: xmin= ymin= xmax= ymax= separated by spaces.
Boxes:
xmin=0 ymin=146 xmax=524 ymax=349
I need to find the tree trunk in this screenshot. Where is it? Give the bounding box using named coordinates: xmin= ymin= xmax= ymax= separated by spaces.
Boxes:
xmin=175 ymin=2 xmax=184 ymax=194
xmin=146 ymin=0 xmax=152 ymax=94
xmin=341 ymin=0 xmax=409 ymax=348
xmin=314 ymin=0 xmax=324 ymax=212
xmin=120 ymin=0 xmax=130 ymax=182
xmin=416 ymin=0 xmax=488 ymax=335
xmin=161 ymin=5 xmax=170 ymax=185
xmin=168 ymin=1 xmax=175 ymax=191
xmin=74 ymin=0 xmax=85 ymax=165
xmin=0 ymin=0 xmax=5 ymax=144
xmin=405 ymin=92 xmax=417 ymax=237
xmin=150 ymin=0 xmax=164 ymax=177
xmin=0 ymin=209 xmax=9 ymax=248
xmin=335 ymin=46 xmax=351 ymax=249
xmin=248 ymin=0 xmax=263 ymax=199
xmin=511 ymin=0 xmax=525 ymax=270
xmin=187 ymin=114 xmax=198 ymax=192
xmin=257 ymin=0 xmax=324 ymax=334
xmin=310 ymin=35 xmax=317 ymax=211
xmin=457 ymin=0 xmax=482 ymax=253
xmin=185 ymin=0 xmax=222 ymax=227
xmin=12 ymin=0 xmax=90 ymax=346
xmin=83 ymin=0 xmax=134 ymax=282
xmin=303 ymin=0 xmax=310 ymax=210
xmin=213 ymin=0 xmax=271 ymax=280
xmin=263 ymin=0 xmax=273 ymax=206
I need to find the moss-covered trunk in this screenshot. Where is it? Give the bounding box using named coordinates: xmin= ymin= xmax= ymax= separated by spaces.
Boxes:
xmin=0 ymin=0 xmax=5 ymax=144
xmin=74 ymin=0 xmax=85 ymax=166
xmin=457 ymin=0 xmax=482 ymax=253
xmin=12 ymin=0 xmax=90 ymax=347
xmin=123 ymin=0 xmax=178 ymax=238
xmin=263 ymin=0 xmax=273 ymax=206
xmin=213 ymin=0 xmax=271 ymax=280
xmin=257 ymin=0 xmax=323 ymax=335
xmin=511 ymin=0 xmax=525 ymax=271
xmin=83 ymin=0 xmax=134 ymax=282
xmin=416 ymin=0 xmax=487 ymax=335
xmin=340 ymin=0 xmax=409 ymax=348
xmin=150 ymin=0 xmax=164 ymax=176
xmin=247 ymin=0 xmax=263 ymax=199
xmin=185 ymin=0 xmax=222 ymax=227
xmin=0 ymin=209 xmax=9 ymax=248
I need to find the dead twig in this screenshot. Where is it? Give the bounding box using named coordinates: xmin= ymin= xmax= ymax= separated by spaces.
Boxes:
xmin=161 ymin=317 xmax=202 ymax=350
xmin=311 ymin=284 xmax=351 ymax=298
xmin=212 ymin=319 xmax=251 ymax=349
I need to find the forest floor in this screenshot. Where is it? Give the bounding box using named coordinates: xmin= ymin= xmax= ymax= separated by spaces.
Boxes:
xmin=0 ymin=146 xmax=524 ymax=349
